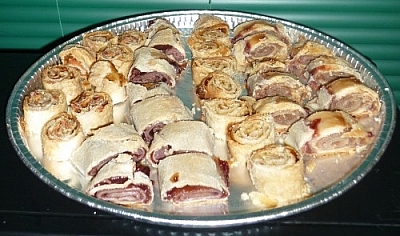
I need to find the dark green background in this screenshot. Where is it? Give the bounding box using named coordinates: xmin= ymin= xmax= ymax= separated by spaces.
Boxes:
xmin=1 ymin=0 xmax=399 ymax=106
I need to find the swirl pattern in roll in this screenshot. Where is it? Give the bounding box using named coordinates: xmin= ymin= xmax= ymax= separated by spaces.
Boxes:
xmin=247 ymin=72 xmax=311 ymax=105
xmin=97 ymin=44 xmax=134 ymax=78
xmin=201 ymin=98 xmax=253 ymax=140
xmin=82 ymin=30 xmax=118 ymax=53
xmin=41 ymin=112 xmax=85 ymax=187
xmin=41 ymin=64 xmax=84 ymax=104
xmin=59 ymin=44 xmax=96 ymax=76
xmin=191 ymin=56 xmax=236 ymax=86
xmin=22 ymin=89 xmax=67 ymax=160
xmin=285 ymin=110 xmax=374 ymax=158
xmin=70 ymin=90 xmax=113 ymax=135
xmin=227 ymin=114 xmax=275 ymax=165
xmin=118 ymin=29 xmax=147 ymax=53
xmin=196 ymin=71 xmax=242 ymax=100
xmin=247 ymin=144 xmax=307 ymax=206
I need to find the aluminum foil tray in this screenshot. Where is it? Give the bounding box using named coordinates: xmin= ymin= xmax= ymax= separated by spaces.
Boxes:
xmin=6 ymin=10 xmax=397 ymax=228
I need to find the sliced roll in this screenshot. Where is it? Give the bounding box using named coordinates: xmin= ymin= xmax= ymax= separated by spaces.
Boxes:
xmin=249 ymin=59 xmax=287 ymax=76
xmin=247 ymin=72 xmax=311 ymax=105
xmin=188 ymin=14 xmax=231 ymax=46
xmin=147 ymin=28 xmax=186 ymax=63
xmin=227 ymin=114 xmax=275 ymax=166
xmin=41 ymin=112 xmax=85 ymax=187
xmin=233 ymin=32 xmax=288 ymax=72
xmin=191 ymin=56 xmax=236 ymax=86
xmin=187 ymin=39 xmax=232 ymax=59
xmin=71 ymin=123 xmax=148 ymax=179
xmin=96 ymin=43 xmax=134 ymax=78
xmin=287 ymin=40 xmax=334 ymax=83
xmin=59 ymin=44 xmax=96 ymax=77
xmin=305 ymin=55 xmax=362 ymax=92
xmin=127 ymin=47 xmax=177 ymax=88
xmin=285 ymin=110 xmax=374 ymax=158
xmin=195 ymin=71 xmax=242 ymax=100
xmin=86 ymin=153 xmax=153 ymax=206
xmin=148 ymin=120 xmax=215 ymax=167
xmin=158 ymin=153 xmax=229 ymax=204
xmin=126 ymin=82 xmax=172 ymax=107
xmin=21 ymin=89 xmax=67 ymax=161
xmin=247 ymin=144 xmax=307 ymax=206
xmin=232 ymin=20 xmax=290 ymax=45
xmin=145 ymin=18 xmax=180 ymax=40
xmin=129 ymin=95 xmax=193 ymax=144
xmin=253 ymin=96 xmax=309 ymax=134
xmin=41 ymin=64 xmax=84 ymax=104
xmin=316 ymin=77 xmax=382 ymax=131
xmin=82 ymin=30 xmax=118 ymax=53
xmin=70 ymin=90 xmax=113 ymax=135
xmin=201 ymin=98 xmax=253 ymax=140
xmin=118 ymin=29 xmax=147 ymax=52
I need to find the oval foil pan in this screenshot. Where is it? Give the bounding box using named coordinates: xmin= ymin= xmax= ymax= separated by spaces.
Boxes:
xmin=6 ymin=10 xmax=397 ymax=228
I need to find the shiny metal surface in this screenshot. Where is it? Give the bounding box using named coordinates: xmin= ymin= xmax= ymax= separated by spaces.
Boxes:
xmin=6 ymin=10 xmax=396 ymax=228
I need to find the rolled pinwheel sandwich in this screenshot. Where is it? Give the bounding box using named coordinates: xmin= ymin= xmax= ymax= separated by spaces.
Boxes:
xmin=70 ymin=90 xmax=113 ymax=135
xmin=191 ymin=56 xmax=236 ymax=86
xmin=87 ymin=60 xmax=128 ymax=123
xmin=147 ymin=28 xmax=186 ymax=63
xmin=253 ymin=96 xmax=309 ymax=134
xmin=145 ymin=18 xmax=181 ymax=40
xmin=188 ymin=14 xmax=231 ymax=46
xmin=96 ymin=43 xmax=134 ymax=78
xmin=285 ymin=110 xmax=374 ymax=158
xmin=129 ymin=95 xmax=193 ymax=144
xmin=248 ymin=59 xmax=287 ymax=76
xmin=41 ymin=112 xmax=85 ymax=187
xmin=21 ymin=89 xmax=67 ymax=161
xmin=118 ymin=29 xmax=147 ymax=53
xmin=86 ymin=153 xmax=154 ymax=206
xmin=195 ymin=71 xmax=242 ymax=100
xmin=59 ymin=44 xmax=96 ymax=77
xmin=41 ymin=64 xmax=84 ymax=104
xmin=71 ymin=123 xmax=148 ymax=179
xmin=305 ymin=55 xmax=362 ymax=92
xmin=227 ymin=114 xmax=275 ymax=166
xmin=201 ymin=98 xmax=253 ymax=140
xmin=247 ymin=144 xmax=307 ymax=207
xmin=82 ymin=30 xmax=118 ymax=53
xmin=127 ymin=47 xmax=177 ymax=88
xmin=232 ymin=20 xmax=290 ymax=45
xmin=158 ymin=153 xmax=229 ymax=204
xmin=148 ymin=120 xmax=215 ymax=167
xmin=287 ymin=40 xmax=334 ymax=83
xmin=247 ymin=72 xmax=311 ymax=105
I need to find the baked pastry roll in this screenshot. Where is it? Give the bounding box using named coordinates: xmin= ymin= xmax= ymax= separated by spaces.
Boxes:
xmin=232 ymin=20 xmax=290 ymax=45
xmin=247 ymin=144 xmax=307 ymax=206
xmin=41 ymin=112 xmax=85 ymax=187
xmin=315 ymin=77 xmax=381 ymax=127
xmin=233 ymin=32 xmax=289 ymax=72
xmin=188 ymin=14 xmax=230 ymax=45
xmin=129 ymin=95 xmax=193 ymax=144
xmin=305 ymin=55 xmax=362 ymax=92
xmin=71 ymin=123 xmax=148 ymax=179
xmin=127 ymin=47 xmax=177 ymax=88
xmin=145 ymin=18 xmax=180 ymax=39
xmin=41 ymin=64 xmax=84 ymax=104
xmin=70 ymin=90 xmax=113 ymax=135
xmin=187 ymin=39 xmax=232 ymax=59
xmin=191 ymin=56 xmax=236 ymax=86
xmin=97 ymin=43 xmax=134 ymax=78
xmin=196 ymin=71 xmax=242 ymax=100
xmin=82 ymin=30 xmax=118 ymax=53
xmin=118 ymin=29 xmax=147 ymax=52
xmin=285 ymin=110 xmax=374 ymax=158
xmin=21 ymin=89 xmax=67 ymax=161
xmin=147 ymin=28 xmax=186 ymax=63
xmin=227 ymin=114 xmax=275 ymax=165
xmin=86 ymin=153 xmax=153 ymax=206
xmin=59 ymin=44 xmax=96 ymax=76
xmin=287 ymin=40 xmax=334 ymax=83
xmin=148 ymin=120 xmax=215 ymax=166
xmin=253 ymin=96 xmax=308 ymax=134
xmin=247 ymin=72 xmax=311 ymax=105
xmin=158 ymin=153 xmax=229 ymax=204
xmin=201 ymin=98 xmax=253 ymax=140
